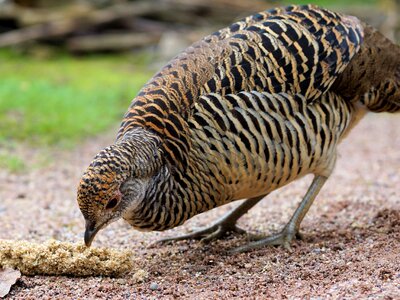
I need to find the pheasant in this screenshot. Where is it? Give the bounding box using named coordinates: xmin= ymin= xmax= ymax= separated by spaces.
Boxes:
xmin=77 ymin=5 xmax=400 ymax=252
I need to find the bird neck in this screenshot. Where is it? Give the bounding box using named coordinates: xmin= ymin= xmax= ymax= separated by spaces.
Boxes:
xmin=118 ymin=128 xmax=164 ymax=178
xmin=125 ymin=160 xmax=216 ymax=231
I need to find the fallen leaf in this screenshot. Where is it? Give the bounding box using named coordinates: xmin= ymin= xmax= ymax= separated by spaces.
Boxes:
xmin=0 ymin=268 xmax=21 ymax=298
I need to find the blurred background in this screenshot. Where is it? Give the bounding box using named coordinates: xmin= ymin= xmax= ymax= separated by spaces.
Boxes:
xmin=0 ymin=0 xmax=399 ymax=172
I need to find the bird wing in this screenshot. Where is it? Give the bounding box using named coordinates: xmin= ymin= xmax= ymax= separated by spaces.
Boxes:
xmin=117 ymin=5 xmax=364 ymax=168
xmin=199 ymin=4 xmax=364 ymax=103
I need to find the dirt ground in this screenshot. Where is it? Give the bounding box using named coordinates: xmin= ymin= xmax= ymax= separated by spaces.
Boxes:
xmin=0 ymin=113 xmax=399 ymax=299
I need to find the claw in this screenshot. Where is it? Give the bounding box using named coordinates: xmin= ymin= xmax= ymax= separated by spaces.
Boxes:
xmin=201 ymin=227 xmax=224 ymax=242
xmin=229 ymin=227 xmax=296 ymax=254
xmin=150 ymin=224 xmax=247 ymax=247
xmin=230 ymin=175 xmax=328 ymax=253
xmin=149 ymin=196 xmax=265 ymax=248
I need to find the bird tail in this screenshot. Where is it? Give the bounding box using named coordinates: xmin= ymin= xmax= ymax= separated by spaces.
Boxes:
xmin=333 ymin=24 xmax=400 ymax=113
xmin=361 ymin=65 xmax=400 ymax=113
xmin=356 ymin=25 xmax=400 ymax=113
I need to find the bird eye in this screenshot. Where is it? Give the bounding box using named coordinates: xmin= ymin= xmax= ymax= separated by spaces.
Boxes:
xmin=105 ymin=198 xmax=119 ymax=210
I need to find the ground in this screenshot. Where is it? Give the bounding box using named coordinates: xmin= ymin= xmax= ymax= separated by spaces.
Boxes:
xmin=0 ymin=113 xmax=399 ymax=299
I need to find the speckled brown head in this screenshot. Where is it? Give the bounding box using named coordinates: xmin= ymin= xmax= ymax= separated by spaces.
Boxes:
xmin=77 ymin=143 xmax=133 ymax=246
xmin=77 ymin=130 xmax=163 ymax=246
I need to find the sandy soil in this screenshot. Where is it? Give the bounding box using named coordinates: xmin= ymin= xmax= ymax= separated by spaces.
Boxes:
xmin=1 ymin=114 xmax=399 ymax=299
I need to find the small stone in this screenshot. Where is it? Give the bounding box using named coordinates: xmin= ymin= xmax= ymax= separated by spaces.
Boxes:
xmin=132 ymin=269 xmax=148 ymax=283
xmin=16 ymin=193 xmax=26 ymax=199
xmin=116 ymin=279 xmax=126 ymax=285
xmin=150 ymin=282 xmax=159 ymax=291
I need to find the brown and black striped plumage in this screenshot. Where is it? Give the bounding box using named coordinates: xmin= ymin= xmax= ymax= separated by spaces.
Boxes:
xmin=77 ymin=5 xmax=400 ymax=249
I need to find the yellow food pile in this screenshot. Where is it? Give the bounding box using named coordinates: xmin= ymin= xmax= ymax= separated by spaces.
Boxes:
xmin=0 ymin=239 xmax=134 ymax=277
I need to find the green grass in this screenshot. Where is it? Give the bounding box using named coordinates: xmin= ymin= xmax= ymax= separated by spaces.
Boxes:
xmin=0 ymin=50 xmax=151 ymax=147
xmin=0 ymin=152 xmax=25 ymax=172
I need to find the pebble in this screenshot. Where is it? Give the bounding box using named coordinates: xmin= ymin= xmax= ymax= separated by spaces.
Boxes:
xmin=150 ymin=282 xmax=159 ymax=291
xmin=116 ymin=279 xmax=126 ymax=285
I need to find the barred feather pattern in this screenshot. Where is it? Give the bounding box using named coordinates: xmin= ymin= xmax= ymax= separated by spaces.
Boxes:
xmin=78 ymin=130 xmax=162 ymax=219
xmin=117 ymin=4 xmax=363 ymax=167
xmin=125 ymin=91 xmax=354 ymax=230
xmin=78 ymin=5 xmax=400 ymax=231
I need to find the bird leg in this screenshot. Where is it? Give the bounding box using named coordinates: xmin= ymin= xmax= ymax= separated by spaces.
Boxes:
xmin=155 ymin=194 xmax=266 ymax=244
xmin=231 ymin=175 xmax=328 ymax=253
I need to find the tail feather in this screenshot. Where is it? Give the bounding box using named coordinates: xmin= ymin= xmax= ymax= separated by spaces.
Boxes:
xmin=333 ymin=23 xmax=400 ymax=113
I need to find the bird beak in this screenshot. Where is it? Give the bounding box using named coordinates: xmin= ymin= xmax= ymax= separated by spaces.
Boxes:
xmin=84 ymin=219 xmax=100 ymax=247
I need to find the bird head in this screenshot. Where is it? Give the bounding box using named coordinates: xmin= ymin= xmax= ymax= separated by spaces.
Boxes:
xmin=77 ymin=131 xmax=162 ymax=246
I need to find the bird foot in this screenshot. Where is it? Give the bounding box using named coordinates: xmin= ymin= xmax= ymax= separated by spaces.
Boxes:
xmin=152 ymin=222 xmax=247 ymax=246
xmin=230 ymin=226 xmax=298 ymax=253
xmin=247 ymin=230 xmax=304 ymax=242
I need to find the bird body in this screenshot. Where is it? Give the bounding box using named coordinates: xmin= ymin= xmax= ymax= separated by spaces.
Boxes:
xmin=122 ymin=91 xmax=355 ymax=231
xmin=77 ymin=5 xmax=400 ymax=249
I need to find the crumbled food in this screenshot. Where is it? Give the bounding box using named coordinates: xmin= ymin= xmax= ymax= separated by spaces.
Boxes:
xmin=0 ymin=239 xmax=134 ymax=277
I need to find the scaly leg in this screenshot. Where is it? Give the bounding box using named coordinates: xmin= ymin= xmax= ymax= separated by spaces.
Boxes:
xmin=155 ymin=194 xmax=266 ymax=244
xmin=231 ymin=175 xmax=328 ymax=253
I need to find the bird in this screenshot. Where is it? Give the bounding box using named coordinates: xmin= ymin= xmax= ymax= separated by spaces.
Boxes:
xmin=77 ymin=4 xmax=400 ymax=253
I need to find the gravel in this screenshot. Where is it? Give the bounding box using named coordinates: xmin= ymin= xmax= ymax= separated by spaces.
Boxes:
xmin=0 ymin=114 xmax=399 ymax=299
